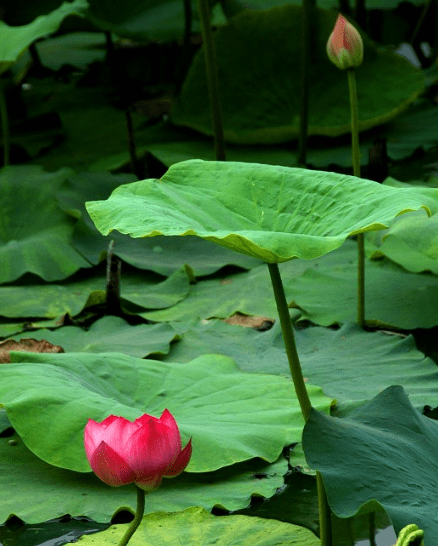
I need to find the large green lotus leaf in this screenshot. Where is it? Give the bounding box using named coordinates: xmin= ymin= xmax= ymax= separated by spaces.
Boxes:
xmin=0 ymin=0 xmax=88 ymax=74
xmin=303 ymin=386 xmax=438 ymax=540
xmin=367 ymin=209 xmax=438 ymax=275
xmin=0 ymin=266 xmax=190 ymax=319
xmin=86 ymin=0 xmax=226 ymax=42
xmin=56 ymin=169 xmax=259 ymax=275
xmin=0 ymin=351 xmax=333 ymax=472
xmin=74 ymin=506 xmax=320 ymax=546
xmin=0 ymin=430 xmax=287 ymax=523
xmin=74 ymin=216 xmax=260 ymax=277
xmin=15 ymin=32 xmax=108 ymax=72
xmin=0 ymin=165 xmax=93 ymax=283
xmin=5 ymin=316 xmax=179 ymax=358
xmin=86 ymin=160 xmax=438 ymax=264
xmin=289 ymin=255 xmax=438 ymax=330
xmin=161 ymin=320 xmax=438 ymax=416
xmin=172 ymin=6 xmax=424 ymax=143
xmin=309 ymin=98 xmax=438 ymax=167
xmin=380 ymin=99 xmax=438 ymax=162
xmin=382 ymin=175 xmax=438 ymax=198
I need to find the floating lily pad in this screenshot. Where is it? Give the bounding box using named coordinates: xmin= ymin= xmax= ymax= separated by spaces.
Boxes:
xmin=5 ymin=316 xmax=179 ymax=358
xmin=0 ymin=165 xmax=92 ymax=283
xmin=0 ymin=351 xmax=333 ymax=472
xmin=0 ymin=318 xmax=63 ymax=339
xmin=0 ymin=429 xmax=287 ymax=523
xmin=303 ymin=386 xmax=438 ymax=541
xmin=162 ymin=319 xmax=438 ymax=416
xmin=74 ymin=506 xmax=321 ymax=546
xmin=139 ymin=257 xmax=309 ymax=323
xmin=140 ymin=240 xmax=438 ymax=331
xmin=367 ymin=209 xmax=438 ymax=275
xmin=86 ymin=160 xmax=438 ymax=263
xmin=56 ymin=171 xmax=137 ymax=219
xmin=172 ymin=6 xmax=424 ymax=143
xmin=0 ymin=338 xmax=63 ymax=363
xmin=0 ymin=266 xmax=190 ymax=319
xmin=289 ymin=255 xmax=438 ymax=330
xmin=25 ymin=81 xmax=143 ymax=173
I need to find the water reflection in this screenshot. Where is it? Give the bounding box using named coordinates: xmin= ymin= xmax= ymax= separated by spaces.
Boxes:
xmin=356 ymin=526 xmax=397 ymax=546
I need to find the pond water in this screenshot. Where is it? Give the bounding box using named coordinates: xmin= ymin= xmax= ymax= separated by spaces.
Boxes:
xmin=356 ymin=526 xmax=397 ymax=546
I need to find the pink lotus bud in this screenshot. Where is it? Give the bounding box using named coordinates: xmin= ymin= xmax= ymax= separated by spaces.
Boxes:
xmin=326 ymin=14 xmax=363 ymax=70
xmin=84 ymin=409 xmax=192 ymax=492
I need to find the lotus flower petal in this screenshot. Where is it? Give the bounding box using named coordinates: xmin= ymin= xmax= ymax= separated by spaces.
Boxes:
xmin=84 ymin=408 xmax=191 ymax=491
xmin=164 ymin=438 xmax=193 ymax=478
xmin=89 ymin=441 xmax=137 ymax=487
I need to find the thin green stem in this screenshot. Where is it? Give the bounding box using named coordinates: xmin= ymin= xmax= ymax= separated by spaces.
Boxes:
xmin=357 ymin=230 xmax=365 ymax=327
xmin=0 ymin=81 xmax=10 ymax=166
xmin=347 ymin=70 xmax=360 ymax=177
xmin=267 ymin=262 xmax=332 ymax=546
xmin=196 ymin=0 xmax=226 ymax=161
xmin=175 ymin=0 xmax=193 ymax=95
xmin=409 ymin=0 xmax=431 ymax=45
xmin=267 ymin=262 xmax=311 ymax=421
xmin=298 ymin=0 xmax=312 ymax=166
xmin=117 ymin=485 xmax=145 ymax=546
xmin=369 ymin=511 xmax=376 ymax=546
xmin=347 ymin=68 xmax=364 ymax=328
xmin=125 ymin=108 xmax=143 ymax=179
xmin=317 ymin=472 xmax=332 ymax=546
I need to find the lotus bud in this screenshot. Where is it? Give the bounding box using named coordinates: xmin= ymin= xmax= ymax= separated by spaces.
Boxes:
xmin=327 ymin=14 xmax=363 ymax=70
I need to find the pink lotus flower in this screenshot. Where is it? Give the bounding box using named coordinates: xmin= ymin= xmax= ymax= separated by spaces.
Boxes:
xmin=327 ymin=14 xmax=363 ymax=70
xmin=84 ymin=409 xmax=192 ymax=492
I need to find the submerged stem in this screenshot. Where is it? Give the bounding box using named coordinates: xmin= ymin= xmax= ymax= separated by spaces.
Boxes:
xmin=117 ymin=485 xmax=145 ymax=546
xmin=347 ymin=68 xmax=364 ymax=328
